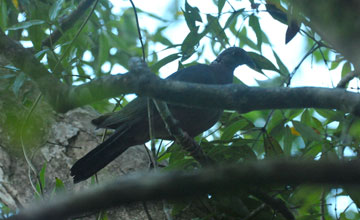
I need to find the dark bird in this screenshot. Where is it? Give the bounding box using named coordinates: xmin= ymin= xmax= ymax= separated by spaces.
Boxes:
xmin=70 ymin=47 xmax=255 ymax=183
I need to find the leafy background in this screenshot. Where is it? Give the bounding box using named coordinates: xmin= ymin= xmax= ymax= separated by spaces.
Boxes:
xmin=0 ymin=0 xmax=359 ymax=219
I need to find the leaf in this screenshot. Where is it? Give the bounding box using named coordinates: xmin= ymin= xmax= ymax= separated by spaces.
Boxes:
xmin=11 ymin=72 xmax=26 ymax=97
xmin=224 ymin=9 xmax=245 ymax=29
xmin=247 ymin=52 xmax=279 ymax=73
xmin=272 ymin=50 xmax=289 ymax=75
xmin=292 ymin=121 xmax=322 ymax=142
xmin=55 ymin=177 xmax=65 ymax=192
xmin=206 ymin=14 xmax=228 ymax=46
xmin=137 ymin=8 xmax=169 ymax=22
xmin=284 ymin=125 xmax=293 ymax=155
xmin=285 ymin=20 xmax=300 ymax=44
xmin=0 ymin=0 xmax=7 ymax=30
xmin=266 ymin=3 xmax=287 ymax=24
xmin=49 ymin=0 xmax=65 ymax=21
xmin=150 ymin=53 xmax=180 ymax=73
xmin=264 ymin=134 xmax=284 ymax=158
xmin=181 ymin=31 xmax=202 ymax=60
xmin=6 ymin=19 xmax=45 ymax=30
xmin=249 ymin=15 xmax=262 ymax=51
xmin=221 ymin=119 xmax=249 ymax=140
xmin=183 ymin=0 xmax=202 ymax=32
xmin=341 ymin=62 xmax=352 ymax=78
xmin=35 ymin=163 xmax=47 ymax=196
xmin=218 ymin=0 xmax=226 ymax=14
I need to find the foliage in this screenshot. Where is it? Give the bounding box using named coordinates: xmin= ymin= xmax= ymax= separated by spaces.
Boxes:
xmin=0 ymin=0 xmax=358 ymax=219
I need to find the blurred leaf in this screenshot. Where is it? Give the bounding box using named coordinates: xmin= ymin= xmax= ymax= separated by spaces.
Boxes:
xmin=7 ymin=19 xmax=45 ymax=30
xmin=137 ymin=8 xmax=169 ymax=22
xmin=285 ymin=20 xmax=300 ymax=44
xmin=0 ymin=0 xmax=7 ymax=29
xmin=221 ymin=119 xmax=249 ymax=140
xmin=272 ymin=50 xmax=290 ymax=75
xmin=315 ymin=109 xmax=343 ymax=123
xmin=98 ymin=32 xmax=109 ymax=70
xmin=49 ymin=0 xmax=65 ymax=21
xmin=247 ymin=52 xmax=279 ymax=73
xmin=264 ymin=134 xmax=283 ymax=158
xmin=238 ymin=28 xmax=258 ymax=50
xmin=218 ymin=0 xmax=226 ymax=14
xmin=36 ymin=163 xmax=47 ymax=196
xmin=292 ymin=121 xmax=322 ymax=142
xmin=224 ymin=9 xmax=245 ymax=29
xmin=183 ymin=0 xmax=202 ymax=32
xmin=267 ymin=110 xmax=285 ymax=133
xmin=150 ymin=53 xmax=180 ymax=73
xmin=181 ymin=30 xmax=205 ymax=60
xmin=55 ymin=177 xmax=65 ymax=191
xmin=11 ymin=72 xmax=26 ymax=97
xmin=266 ymin=3 xmax=287 ymax=24
xmin=344 ymin=187 xmax=360 ymax=210
xmin=249 ymin=15 xmax=262 ymax=51
xmin=341 ymin=62 xmax=352 ymax=78
xmin=206 ymin=14 xmax=228 ymax=46
xmin=284 ymin=125 xmax=293 ymax=155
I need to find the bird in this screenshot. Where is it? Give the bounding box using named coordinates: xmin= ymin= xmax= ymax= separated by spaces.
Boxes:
xmin=70 ymin=47 xmax=255 ymax=183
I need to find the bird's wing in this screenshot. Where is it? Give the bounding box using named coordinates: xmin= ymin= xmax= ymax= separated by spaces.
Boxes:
xmin=93 ymin=64 xmax=217 ymax=129
xmin=166 ymin=64 xmax=217 ymax=84
xmin=92 ymin=97 xmax=147 ymax=129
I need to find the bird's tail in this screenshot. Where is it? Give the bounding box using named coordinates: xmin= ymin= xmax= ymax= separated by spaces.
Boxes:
xmin=70 ymin=126 xmax=132 ymax=183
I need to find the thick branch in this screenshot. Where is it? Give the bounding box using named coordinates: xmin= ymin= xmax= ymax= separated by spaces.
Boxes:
xmin=68 ymin=72 xmax=360 ymax=115
xmin=9 ymin=160 xmax=360 ymax=220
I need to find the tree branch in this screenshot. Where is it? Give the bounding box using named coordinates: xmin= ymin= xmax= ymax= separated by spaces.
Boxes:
xmin=2 ymin=27 xmax=360 ymax=115
xmin=68 ymin=72 xmax=360 ymax=115
xmin=8 ymin=160 xmax=360 ymax=220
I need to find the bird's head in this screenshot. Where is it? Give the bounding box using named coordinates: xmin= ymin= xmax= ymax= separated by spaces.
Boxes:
xmin=212 ymin=47 xmax=256 ymax=70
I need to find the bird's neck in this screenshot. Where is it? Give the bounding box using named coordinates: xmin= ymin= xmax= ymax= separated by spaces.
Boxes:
xmin=210 ymin=63 xmax=235 ymax=84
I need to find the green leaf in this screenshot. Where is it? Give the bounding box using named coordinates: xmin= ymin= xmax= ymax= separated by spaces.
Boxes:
xmin=266 ymin=3 xmax=287 ymax=24
xmin=284 ymin=125 xmax=293 ymax=155
xmin=181 ymin=31 xmax=202 ymax=59
xmin=6 ymin=20 xmax=45 ymax=31
xmin=221 ymin=119 xmax=249 ymax=140
xmin=206 ymin=14 xmax=228 ymax=46
xmin=218 ymin=0 xmax=226 ymax=14
xmin=292 ymin=121 xmax=322 ymax=142
xmin=264 ymin=134 xmax=284 ymax=158
xmin=49 ymin=0 xmax=65 ymax=21
xmin=272 ymin=50 xmax=289 ymax=75
xmin=55 ymin=177 xmax=65 ymax=191
xmin=98 ymin=32 xmax=110 ymax=70
xmin=249 ymin=15 xmax=262 ymax=51
xmin=0 ymin=0 xmax=7 ymax=30
xmin=11 ymin=72 xmax=26 ymax=97
xmin=224 ymin=9 xmax=245 ymax=29
xmin=341 ymin=62 xmax=352 ymax=78
xmin=150 ymin=53 xmax=180 ymax=73
xmin=137 ymin=8 xmax=169 ymax=22
xmin=237 ymin=28 xmax=257 ymax=50
xmin=267 ymin=110 xmax=285 ymax=133
xmin=36 ymin=163 xmax=47 ymax=196
xmin=247 ymin=52 xmax=279 ymax=73
xmin=183 ymin=1 xmax=202 ymax=32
